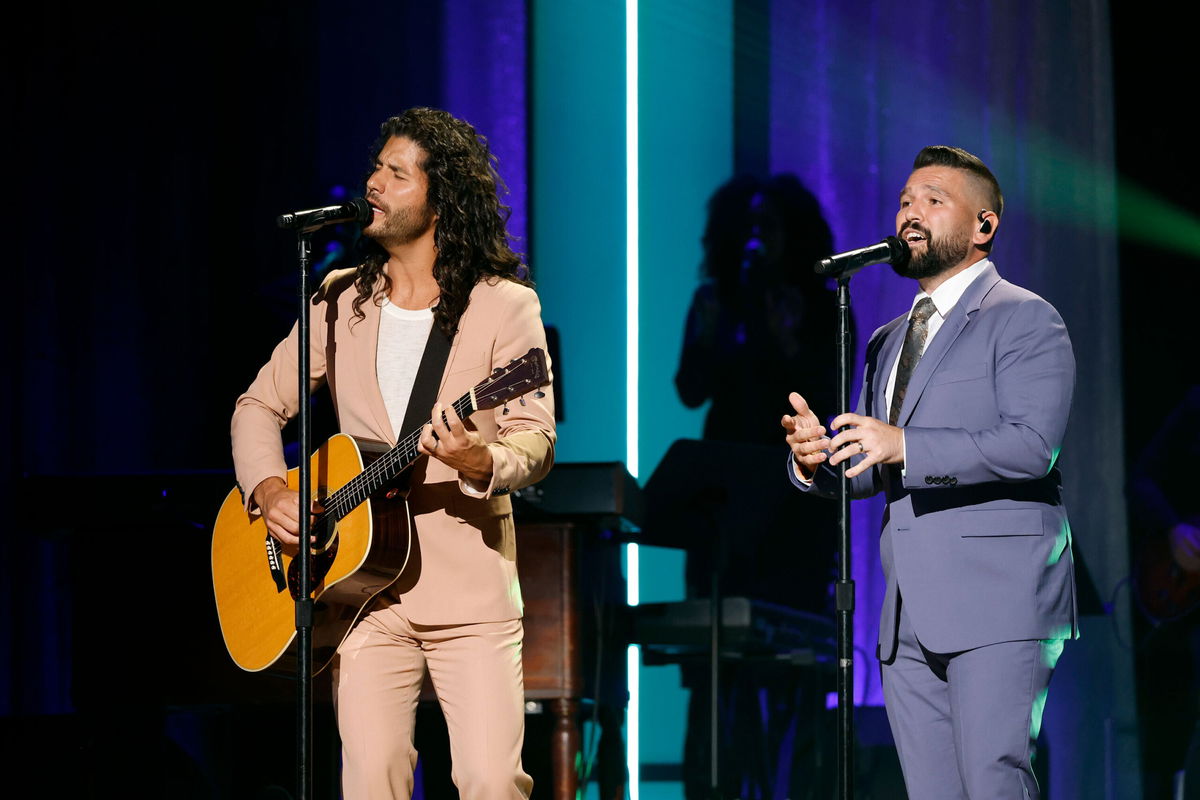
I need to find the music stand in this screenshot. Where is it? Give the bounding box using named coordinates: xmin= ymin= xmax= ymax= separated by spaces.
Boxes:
xmin=641 ymin=438 xmax=818 ymax=797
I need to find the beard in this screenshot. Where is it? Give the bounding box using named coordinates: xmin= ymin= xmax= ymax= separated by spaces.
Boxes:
xmin=892 ymin=223 xmax=972 ymax=280
xmin=364 ymin=199 xmax=436 ymax=246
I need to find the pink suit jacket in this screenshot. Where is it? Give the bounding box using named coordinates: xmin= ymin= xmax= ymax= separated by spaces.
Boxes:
xmin=231 ymin=269 xmax=556 ymax=625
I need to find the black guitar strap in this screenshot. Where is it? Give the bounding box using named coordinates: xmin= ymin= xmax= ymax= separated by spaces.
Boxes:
xmin=391 ymin=321 xmax=455 ymax=491
xmin=400 ymin=322 xmax=454 ymax=440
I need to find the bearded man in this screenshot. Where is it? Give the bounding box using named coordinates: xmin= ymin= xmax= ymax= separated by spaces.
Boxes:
xmin=232 ymin=108 xmax=554 ymax=799
xmin=782 ymin=146 xmax=1077 ymax=799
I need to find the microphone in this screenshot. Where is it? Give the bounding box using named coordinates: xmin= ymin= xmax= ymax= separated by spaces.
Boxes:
xmin=814 ymin=236 xmax=910 ymax=278
xmin=277 ymin=197 xmax=372 ymax=231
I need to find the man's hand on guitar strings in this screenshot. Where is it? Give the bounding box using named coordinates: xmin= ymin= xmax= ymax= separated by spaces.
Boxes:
xmin=253 ymin=476 xmax=317 ymax=548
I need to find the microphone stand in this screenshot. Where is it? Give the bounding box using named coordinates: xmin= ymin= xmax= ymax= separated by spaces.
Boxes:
xmin=834 ymin=277 xmax=854 ymax=800
xmin=813 ymin=236 xmax=906 ymax=800
xmin=293 ymin=228 xmax=316 ymax=800
xmin=276 ymin=197 xmax=367 ymax=799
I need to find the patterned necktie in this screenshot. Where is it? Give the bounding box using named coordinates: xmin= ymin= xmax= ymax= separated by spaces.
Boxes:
xmin=889 ymin=297 xmax=937 ymax=425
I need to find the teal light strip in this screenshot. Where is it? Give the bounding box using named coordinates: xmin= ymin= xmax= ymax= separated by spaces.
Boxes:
xmin=626 ymin=4 xmax=640 ymax=796
xmin=625 ymin=0 xmax=639 ymax=481
xmin=627 ymin=643 xmax=641 ymax=799
xmin=626 ymin=543 xmax=640 ymax=606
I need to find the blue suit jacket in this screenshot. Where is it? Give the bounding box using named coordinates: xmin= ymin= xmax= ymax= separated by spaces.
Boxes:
xmin=796 ymin=263 xmax=1078 ymax=660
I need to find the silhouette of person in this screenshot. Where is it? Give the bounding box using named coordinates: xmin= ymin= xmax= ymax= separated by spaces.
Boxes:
xmin=677 ymin=174 xmax=839 ymax=447
xmin=674 ymin=174 xmax=842 ymax=800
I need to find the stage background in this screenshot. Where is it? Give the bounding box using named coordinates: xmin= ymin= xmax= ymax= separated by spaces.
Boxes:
xmin=6 ymin=2 xmax=1195 ymax=798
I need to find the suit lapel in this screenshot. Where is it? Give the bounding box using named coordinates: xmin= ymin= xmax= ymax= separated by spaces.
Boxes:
xmin=437 ymin=282 xmax=477 ymax=396
xmin=894 ymin=264 xmax=1002 ymax=426
xmin=871 ymin=318 xmax=907 ymax=421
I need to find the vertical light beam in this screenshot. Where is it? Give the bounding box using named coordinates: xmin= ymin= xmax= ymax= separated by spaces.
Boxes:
xmin=626 ymin=542 xmax=640 ymax=607
xmin=625 ymin=542 xmax=641 ymax=799
xmin=625 ymin=0 xmax=639 ymax=482
xmin=625 ymin=6 xmax=639 ymax=798
xmin=627 ymin=643 xmax=641 ymax=800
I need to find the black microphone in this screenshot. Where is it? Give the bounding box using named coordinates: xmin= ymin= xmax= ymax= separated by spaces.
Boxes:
xmin=277 ymin=197 xmax=372 ymax=231
xmin=814 ymin=236 xmax=910 ymax=278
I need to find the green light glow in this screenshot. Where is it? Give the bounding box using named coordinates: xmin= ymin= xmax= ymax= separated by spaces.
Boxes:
xmin=1030 ymin=639 xmax=1065 ymax=740
xmin=1046 ymin=520 xmax=1071 ymax=566
xmin=1118 ymin=180 xmax=1200 ymax=258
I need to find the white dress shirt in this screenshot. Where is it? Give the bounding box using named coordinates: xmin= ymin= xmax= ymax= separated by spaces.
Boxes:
xmin=792 ymin=258 xmax=992 ymax=483
xmin=884 ymin=258 xmax=991 ymax=413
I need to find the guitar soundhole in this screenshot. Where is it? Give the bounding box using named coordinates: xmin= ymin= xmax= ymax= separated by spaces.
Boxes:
xmin=287 ymin=537 xmax=339 ymax=600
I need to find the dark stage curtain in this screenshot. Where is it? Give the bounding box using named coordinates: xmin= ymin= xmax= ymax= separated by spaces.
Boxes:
xmin=5 ymin=4 xmax=525 ymax=793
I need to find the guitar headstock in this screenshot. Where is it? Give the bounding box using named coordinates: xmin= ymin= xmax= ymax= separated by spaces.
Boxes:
xmin=473 ymin=348 xmax=550 ymax=411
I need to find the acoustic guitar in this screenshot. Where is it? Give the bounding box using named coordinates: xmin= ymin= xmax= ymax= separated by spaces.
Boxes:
xmin=1133 ymin=515 xmax=1200 ymax=625
xmin=211 ymin=347 xmax=550 ymax=673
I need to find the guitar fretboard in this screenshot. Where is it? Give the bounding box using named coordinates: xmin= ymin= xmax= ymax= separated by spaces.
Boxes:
xmin=319 ymin=393 xmax=476 ymax=527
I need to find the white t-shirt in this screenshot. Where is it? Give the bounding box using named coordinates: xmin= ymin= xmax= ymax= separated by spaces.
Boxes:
xmin=376 ymin=300 xmax=435 ymax=438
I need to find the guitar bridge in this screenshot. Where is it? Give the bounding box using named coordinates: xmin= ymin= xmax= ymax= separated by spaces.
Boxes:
xmin=265 ymin=535 xmax=286 ymax=593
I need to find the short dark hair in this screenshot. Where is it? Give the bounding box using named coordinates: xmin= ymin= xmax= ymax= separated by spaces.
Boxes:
xmin=913 ymin=145 xmax=1004 ymax=218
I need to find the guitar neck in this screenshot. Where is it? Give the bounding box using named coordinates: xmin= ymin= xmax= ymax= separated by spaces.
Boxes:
xmin=311 ymin=346 xmax=548 ymax=526
xmin=321 ymin=392 xmax=475 ymax=523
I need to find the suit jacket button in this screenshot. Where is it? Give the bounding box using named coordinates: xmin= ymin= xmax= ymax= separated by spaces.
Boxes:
xmin=925 ymin=476 xmax=934 ymax=484
xmin=950 ymin=477 xmax=958 ymax=485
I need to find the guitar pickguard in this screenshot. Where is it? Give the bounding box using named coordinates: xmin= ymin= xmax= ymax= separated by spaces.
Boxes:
xmin=287 ymin=535 xmax=339 ymax=600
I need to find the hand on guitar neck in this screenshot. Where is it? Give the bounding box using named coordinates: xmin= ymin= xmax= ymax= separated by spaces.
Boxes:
xmin=417 ymin=400 xmax=494 ymax=486
xmin=253 ymin=477 xmax=319 ymax=548
xmin=1170 ymin=521 xmax=1200 ymax=573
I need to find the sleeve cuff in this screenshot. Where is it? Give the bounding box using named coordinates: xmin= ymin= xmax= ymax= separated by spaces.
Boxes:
xmin=786 ymin=452 xmax=816 ymax=491
xmin=457 ymin=443 xmax=501 ymax=498
xmin=458 ymin=473 xmax=493 ymax=498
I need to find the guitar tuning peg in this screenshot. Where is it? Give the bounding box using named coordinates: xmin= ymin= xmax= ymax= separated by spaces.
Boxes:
xmin=534 ymin=391 xmax=546 ymax=399
xmin=502 ymin=402 xmax=510 ymax=415
xmin=493 ymin=367 xmax=504 ymax=375
xmin=519 ymin=397 xmax=527 ymax=406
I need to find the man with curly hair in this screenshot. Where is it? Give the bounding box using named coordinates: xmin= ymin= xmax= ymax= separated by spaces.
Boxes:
xmin=232 ymin=108 xmax=555 ymax=799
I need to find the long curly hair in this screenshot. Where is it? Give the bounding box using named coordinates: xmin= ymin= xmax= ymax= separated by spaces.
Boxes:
xmin=701 ymin=173 xmax=834 ymax=300
xmin=352 ymin=108 xmax=528 ymax=337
